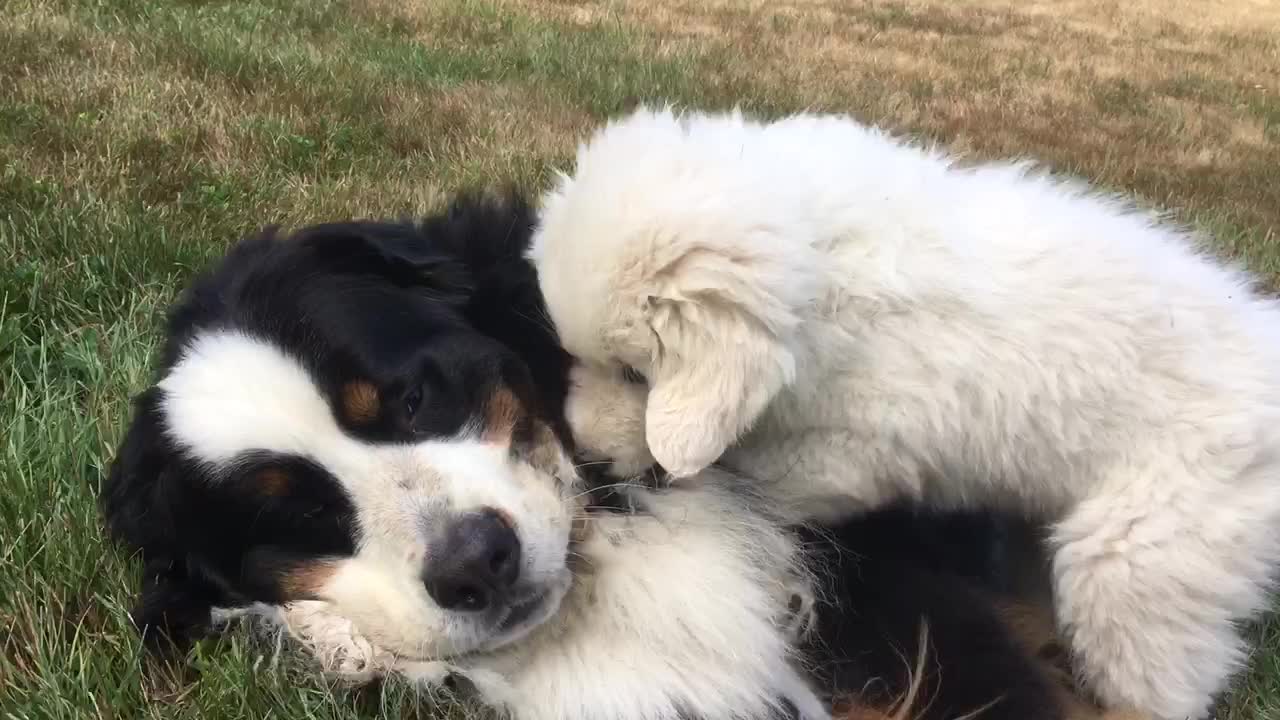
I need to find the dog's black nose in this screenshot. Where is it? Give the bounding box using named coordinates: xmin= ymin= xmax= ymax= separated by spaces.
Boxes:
xmin=423 ymin=509 xmax=521 ymax=612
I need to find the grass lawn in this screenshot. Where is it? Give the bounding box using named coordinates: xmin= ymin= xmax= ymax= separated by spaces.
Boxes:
xmin=1 ymin=0 xmax=1277 ymax=717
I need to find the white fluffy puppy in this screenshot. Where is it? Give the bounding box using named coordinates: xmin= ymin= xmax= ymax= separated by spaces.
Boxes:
xmin=528 ymin=107 xmax=1280 ymax=720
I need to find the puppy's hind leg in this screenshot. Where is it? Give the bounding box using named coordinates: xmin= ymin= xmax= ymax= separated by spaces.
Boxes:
xmin=1050 ymin=453 xmax=1280 ymax=720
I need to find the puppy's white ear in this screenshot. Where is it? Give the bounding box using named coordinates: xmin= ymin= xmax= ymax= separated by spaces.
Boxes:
xmin=643 ymin=286 xmax=800 ymax=478
xmin=646 ymin=327 xmax=791 ymax=477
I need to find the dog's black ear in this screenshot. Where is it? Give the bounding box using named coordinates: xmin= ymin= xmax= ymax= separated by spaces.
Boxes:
xmin=429 ymin=188 xmax=538 ymax=268
xmin=102 ymin=389 xmax=223 ymax=651
xmin=102 ymin=390 xmax=183 ymax=566
xmin=129 ymin=556 xmax=224 ymax=653
xmin=291 ymin=221 xmax=474 ymax=305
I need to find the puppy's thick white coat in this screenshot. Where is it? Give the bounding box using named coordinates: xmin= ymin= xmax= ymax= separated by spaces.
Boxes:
xmin=530 ymin=108 xmax=1280 ymax=720
xmin=264 ymin=472 xmax=822 ymax=720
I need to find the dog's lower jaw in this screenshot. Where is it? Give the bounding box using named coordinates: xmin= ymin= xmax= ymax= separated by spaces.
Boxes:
xmin=477 ymin=572 xmax=575 ymax=653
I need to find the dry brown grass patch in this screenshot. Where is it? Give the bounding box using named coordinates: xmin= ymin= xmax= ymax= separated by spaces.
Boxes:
xmin=430 ymin=82 xmax=595 ymax=160
xmin=510 ymin=0 xmax=1279 ymax=245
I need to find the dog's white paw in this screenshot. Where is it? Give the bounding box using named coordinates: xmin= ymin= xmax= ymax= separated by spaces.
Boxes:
xmin=396 ymin=659 xmax=462 ymax=687
xmin=278 ymin=601 xmax=399 ymax=683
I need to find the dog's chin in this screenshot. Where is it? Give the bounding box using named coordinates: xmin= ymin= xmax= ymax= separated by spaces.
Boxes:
xmin=375 ymin=571 xmax=573 ymax=662
xmin=474 ymin=569 xmax=574 ymax=653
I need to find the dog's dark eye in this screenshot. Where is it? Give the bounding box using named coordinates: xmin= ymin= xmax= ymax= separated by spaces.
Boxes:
xmin=405 ymin=386 xmax=424 ymax=416
xmin=621 ymin=365 xmax=647 ymax=385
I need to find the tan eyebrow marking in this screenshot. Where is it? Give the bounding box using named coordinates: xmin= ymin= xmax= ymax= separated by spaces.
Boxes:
xmin=483 ymin=385 xmax=524 ymax=444
xmin=257 ymin=468 xmax=292 ymax=496
xmin=340 ymin=380 xmax=381 ymax=425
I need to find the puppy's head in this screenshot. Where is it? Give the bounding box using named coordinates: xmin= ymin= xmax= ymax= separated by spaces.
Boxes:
xmin=104 ymin=195 xmax=581 ymax=659
xmin=529 ymin=108 xmax=820 ymax=477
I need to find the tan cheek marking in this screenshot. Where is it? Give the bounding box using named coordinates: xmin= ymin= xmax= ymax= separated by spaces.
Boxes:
xmin=257 ymin=468 xmax=292 ymax=496
xmin=482 ymin=386 xmax=523 ymax=444
xmin=281 ymin=559 xmax=339 ymax=600
xmin=341 ymin=380 xmax=381 ymax=425
xmin=526 ymin=421 xmax=575 ymax=482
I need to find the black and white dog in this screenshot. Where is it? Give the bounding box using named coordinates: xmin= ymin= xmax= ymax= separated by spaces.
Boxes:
xmin=103 ymin=193 xmax=1116 ymax=720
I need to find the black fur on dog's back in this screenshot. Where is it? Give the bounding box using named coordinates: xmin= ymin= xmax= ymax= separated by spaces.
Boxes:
xmin=803 ymin=509 xmax=1069 ymax=720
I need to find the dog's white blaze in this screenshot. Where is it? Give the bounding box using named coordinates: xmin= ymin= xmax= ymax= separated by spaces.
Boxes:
xmin=160 ymin=330 xmax=511 ymax=494
xmin=160 ymin=331 xmax=339 ymax=466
